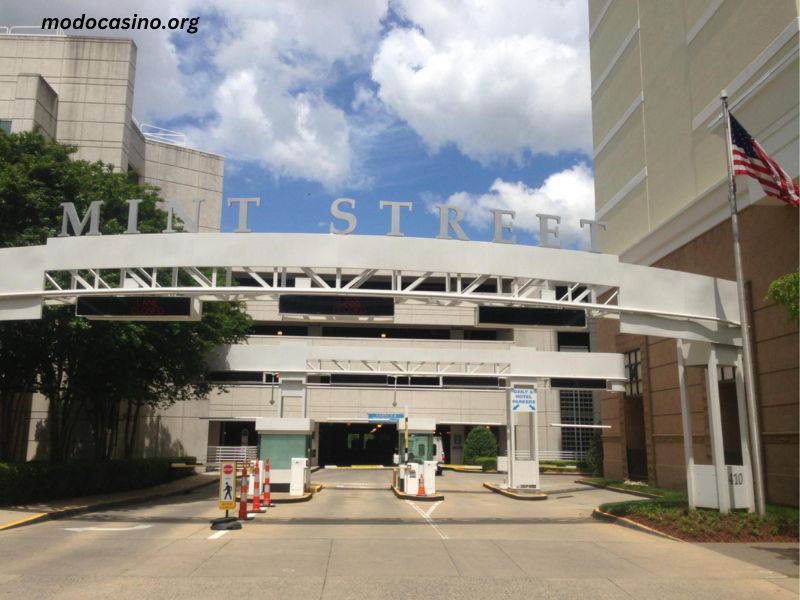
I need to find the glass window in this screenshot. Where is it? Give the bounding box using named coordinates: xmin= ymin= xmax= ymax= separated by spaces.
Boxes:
xmin=624 ymin=349 xmax=642 ymax=395
xmin=0 ymin=120 xmax=11 ymax=134
xmin=560 ymin=390 xmax=595 ymax=457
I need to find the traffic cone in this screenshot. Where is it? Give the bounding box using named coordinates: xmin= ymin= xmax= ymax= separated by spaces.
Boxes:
xmin=252 ymin=460 xmax=264 ymax=512
xmin=418 ymin=472 xmax=426 ymax=496
xmin=238 ymin=461 xmax=253 ymax=520
xmin=264 ymin=458 xmax=273 ymax=507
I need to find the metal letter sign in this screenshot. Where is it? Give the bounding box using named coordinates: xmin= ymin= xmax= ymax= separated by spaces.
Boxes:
xmin=512 ymin=388 xmax=537 ymax=412
xmin=218 ymin=462 xmax=237 ymax=511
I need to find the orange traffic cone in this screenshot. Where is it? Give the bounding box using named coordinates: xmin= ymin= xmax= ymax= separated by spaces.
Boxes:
xmin=418 ymin=472 xmax=426 ymax=496
xmin=252 ymin=460 xmax=264 ymax=512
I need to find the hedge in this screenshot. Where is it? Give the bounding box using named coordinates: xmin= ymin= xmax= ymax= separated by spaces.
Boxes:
xmin=475 ymin=457 xmax=497 ymax=471
xmin=0 ymin=457 xmax=196 ymax=506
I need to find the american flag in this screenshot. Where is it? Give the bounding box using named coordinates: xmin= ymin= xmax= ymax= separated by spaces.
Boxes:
xmin=729 ymin=114 xmax=799 ymax=207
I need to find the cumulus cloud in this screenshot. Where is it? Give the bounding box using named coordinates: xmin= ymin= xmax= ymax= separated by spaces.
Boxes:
xmin=432 ymin=163 xmax=595 ymax=248
xmin=372 ymin=0 xmax=591 ymax=162
xmin=4 ymin=0 xmax=592 ymax=188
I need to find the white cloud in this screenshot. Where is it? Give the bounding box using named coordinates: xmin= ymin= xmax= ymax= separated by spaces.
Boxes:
xmin=433 ymin=163 xmax=595 ymax=248
xmin=372 ymin=0 xmax=591 ymax=162
xmin=4 ymin=0 xmax=390 ymax=188
xmin=4 ymin=1 xmax=593 ymax=188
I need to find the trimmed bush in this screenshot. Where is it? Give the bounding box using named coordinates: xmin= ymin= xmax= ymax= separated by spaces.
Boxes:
xmin=475 ymin=457 xmax=497 ymax=471
xmin=464 ymin=427 xmax=498 ymax=465
xmin=0 ymin=458 xmax=195 ymax=506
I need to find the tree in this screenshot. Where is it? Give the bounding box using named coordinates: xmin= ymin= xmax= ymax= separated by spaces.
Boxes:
xmin=766 ymin=270 xmax=799 ymax=323
xmin=0 ymin=130 xmax=251 ymax=462
xmin=463 ymin=426 xmax=498 ymax=465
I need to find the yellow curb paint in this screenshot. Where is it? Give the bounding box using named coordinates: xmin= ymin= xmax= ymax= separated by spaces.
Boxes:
xmin=391 ymin=486 xmax=445 ymax=502
xmin=482 ymin=482 xmax=548 ymax=501
xmin=0 ymin=513 xmax=47 ymax=531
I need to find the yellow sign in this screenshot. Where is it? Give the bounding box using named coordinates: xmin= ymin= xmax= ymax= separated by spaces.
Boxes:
xmin=218 ymin=462 xmax=237 ymax=510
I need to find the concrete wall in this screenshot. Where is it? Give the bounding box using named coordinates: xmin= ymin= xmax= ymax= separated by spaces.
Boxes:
xmin=589 ymin=0 xmax=799 ymax=256
xmin=9 ymin=73 xmax=58 ymax=139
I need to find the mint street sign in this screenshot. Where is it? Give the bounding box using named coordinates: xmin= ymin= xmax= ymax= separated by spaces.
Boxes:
xmin=511 ymin=388 xmax=537 ymax=412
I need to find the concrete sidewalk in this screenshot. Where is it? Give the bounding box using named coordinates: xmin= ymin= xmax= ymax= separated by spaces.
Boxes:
xmin=0 ymin=471 xmax=217 ymax=531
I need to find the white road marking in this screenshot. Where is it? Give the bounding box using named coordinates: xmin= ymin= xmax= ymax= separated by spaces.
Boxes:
xmin=64 ymin=524 xmax=153 ymax=532
xmin=406 ymin=501 xmax=448 ymax=539
xmin=425 ymin=501 xmax=442 ymax=517
xmin=207 ymin=530 xmax=229 ymax=540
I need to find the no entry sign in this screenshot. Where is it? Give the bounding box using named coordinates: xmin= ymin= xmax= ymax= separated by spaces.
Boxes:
xmin=218 ymin=462 xmax=237 ymax=510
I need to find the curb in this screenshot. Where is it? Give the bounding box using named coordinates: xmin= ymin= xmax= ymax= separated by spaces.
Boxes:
xmin=575 ymin=479 xmax=663 ymax=499
xmin=272 ymin=492 xmax=314 ymax=504
xmin=391 ymin=485 xmax=444 ymax=502
xmin=483 ymin=482 xmax=547 ymax=501
xmin=591 ymin=508 xmax=684 ymax=542
xmin=0 ymin=512 xmax=49 ymax=531
xmin=0 ymin=476 xmax=216 ymax=532
xmin=440 ymin=465 xmax=482 ymax=473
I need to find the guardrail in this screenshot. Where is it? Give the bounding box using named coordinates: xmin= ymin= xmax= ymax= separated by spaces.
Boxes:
xmin=205 ymin=445 xmax=258 ymax=469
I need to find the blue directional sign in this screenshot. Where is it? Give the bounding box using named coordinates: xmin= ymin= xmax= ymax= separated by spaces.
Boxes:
xmin=367 ymin=412 xmax=405 ymax=422
xmin=511 ymin=388 xmax=537 ymax=412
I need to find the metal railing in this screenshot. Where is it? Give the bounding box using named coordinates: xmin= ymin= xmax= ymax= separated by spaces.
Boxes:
xmin=538 ymin=450 xmax=586 ymax=461
xmin=139 ymin=123 xmax=187 ymax=147
xmin=1 ymin=25 xmax=67 ymax=36
xmin=205 ymin=445 xmax=258 ymax=469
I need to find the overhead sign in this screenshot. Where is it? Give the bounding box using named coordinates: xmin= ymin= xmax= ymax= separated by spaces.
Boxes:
xmin=279 ymin=295 xmax=394 ymax=317
xmin=512 ymin=388 xmax=537 ymax=412
xmin=76 ymin=296 xmax=199 ymax=321
xmin=368 ymin=412 xmax=405 ymax=422
xmin=218 ymin=462 xmax=237 ymax=510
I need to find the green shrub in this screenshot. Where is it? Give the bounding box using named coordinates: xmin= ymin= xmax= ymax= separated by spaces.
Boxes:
xmin=464 ymin=427 xmax=498 ymax=465
xmin=586 ymin=431 xmax=604 ymax=477
xmin=475 ymin=457 xmax=497 ymax=471
xmin=0 ymin=458 xmax=195 ymax=506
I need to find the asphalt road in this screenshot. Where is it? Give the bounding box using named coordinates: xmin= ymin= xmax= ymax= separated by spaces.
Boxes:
xmin=0 ymin=470 xmax=796 ymax=599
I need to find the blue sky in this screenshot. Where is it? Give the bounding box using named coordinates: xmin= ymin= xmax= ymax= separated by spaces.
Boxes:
xmin=9 ymin=0 xmax=597 ymax=248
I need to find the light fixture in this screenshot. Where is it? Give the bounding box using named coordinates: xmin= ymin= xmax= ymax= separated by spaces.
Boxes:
xmin=380 ymin=332 xmax=387 ymax=338
xmin=277 ymin=330 xmax=283 ymax=336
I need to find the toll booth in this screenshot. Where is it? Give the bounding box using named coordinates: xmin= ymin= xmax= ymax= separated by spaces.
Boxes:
xmin=256 ymin=417 xmax=314 ymax=491
xmin=396 ymin=417 xmax=437 ymax=495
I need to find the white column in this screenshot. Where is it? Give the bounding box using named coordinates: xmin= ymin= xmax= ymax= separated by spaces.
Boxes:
xmin=676 ymin=340 xmax=696 ymax=509
xmin=734 ymin=352 xmax=756 ymax=512
xmin=706 ymin=346 xmax=730 ymax=513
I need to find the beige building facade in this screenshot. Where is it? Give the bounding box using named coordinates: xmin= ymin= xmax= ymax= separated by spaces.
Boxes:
xmin=0 ymin=32 xmax=223 ymax=231
xmin=589 ymin=0 xmax=799 ymax=505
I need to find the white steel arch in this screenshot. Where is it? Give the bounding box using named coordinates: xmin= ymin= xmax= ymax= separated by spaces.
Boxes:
xmin=0 ymin=232 xmax=741 ymax=345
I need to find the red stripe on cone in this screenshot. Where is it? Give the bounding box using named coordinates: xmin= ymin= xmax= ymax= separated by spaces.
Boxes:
xmin=264 ymin=458 xmax=273 ymax=507
xmin=252 ymin=460 xmax=262 ymax=512
xmin=238 ymin=461 xmax=250 ymax=520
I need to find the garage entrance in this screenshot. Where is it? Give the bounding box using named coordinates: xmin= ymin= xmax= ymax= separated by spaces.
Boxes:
xmin=319 ymin=422 xmax=398 ymax=466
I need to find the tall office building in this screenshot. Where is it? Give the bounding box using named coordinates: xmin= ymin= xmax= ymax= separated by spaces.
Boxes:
xmin=588 ymin=0 xmax=798 ymax=504
xmin=0 ymin=30 xmax=223 ymax=231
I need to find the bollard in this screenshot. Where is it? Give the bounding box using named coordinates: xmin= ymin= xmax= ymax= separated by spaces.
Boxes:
xmin=253 ymin=460 xmax=265 ymax=513
xmin=238 ymin=461 xmax=253 ymax=520
xmin=264 ymin=458 xmax=273 ymax=507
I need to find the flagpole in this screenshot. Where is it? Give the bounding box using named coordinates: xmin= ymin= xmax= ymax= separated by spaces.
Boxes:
xmin=720 ymin=90 xmax=766 ymax=516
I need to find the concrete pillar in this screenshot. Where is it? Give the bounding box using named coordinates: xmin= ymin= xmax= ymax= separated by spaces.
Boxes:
xmin=676 ymin=340 xmax=696 ymax=509
xmin=706 ymin=346 xmax=730 ymax=513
